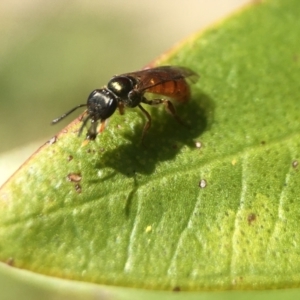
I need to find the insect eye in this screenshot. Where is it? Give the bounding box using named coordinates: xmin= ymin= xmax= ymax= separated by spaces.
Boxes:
xmin=107 ymin=76 xmax=134 ymax=98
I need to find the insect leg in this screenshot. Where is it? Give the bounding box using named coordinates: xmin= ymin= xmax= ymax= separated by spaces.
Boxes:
xmin=142 ymin=98 xmax=186 ymax=127
xmin=98 ymin=119 xmax=107 ymax=133
xmin=82 ymin=118 xmax=107 ymax=147
xmin=118 ymin=101 xmax=125 ymax=115
xmin=137 ymin=104 xmax=152 ymax=143
xmin=78 ymin=115 xmax=91 ymax=137
xmin=88 ymin=119 xmax=105 ymax=140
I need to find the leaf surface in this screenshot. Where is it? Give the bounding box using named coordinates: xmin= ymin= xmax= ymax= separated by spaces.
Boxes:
xmin=1 ymin=0 xmax=300 ymax=295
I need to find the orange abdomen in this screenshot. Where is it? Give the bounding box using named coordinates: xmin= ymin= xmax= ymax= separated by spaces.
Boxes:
xmin=146 ymin=79 xmax=191 ymax=103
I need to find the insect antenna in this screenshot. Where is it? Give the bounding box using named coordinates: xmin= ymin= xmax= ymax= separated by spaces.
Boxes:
xmin=51 ymin=104 xmax=87 ymax=124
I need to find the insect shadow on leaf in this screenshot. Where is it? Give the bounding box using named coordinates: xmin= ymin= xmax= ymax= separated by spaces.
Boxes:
xmin=93 ymin=91 xmax=214 ymax=176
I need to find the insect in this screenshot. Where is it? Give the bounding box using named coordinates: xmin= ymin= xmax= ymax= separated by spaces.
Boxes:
xmin=51 ymin=66 xmax=198 ymax=142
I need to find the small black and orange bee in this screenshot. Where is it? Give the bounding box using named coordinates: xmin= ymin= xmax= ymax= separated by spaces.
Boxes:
xmin=51 ymin=66 xmax=198 ymax=142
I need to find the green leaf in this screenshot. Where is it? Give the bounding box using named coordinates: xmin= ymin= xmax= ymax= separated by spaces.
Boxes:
xmin=1 ymin=0 xmax=300 ymax=297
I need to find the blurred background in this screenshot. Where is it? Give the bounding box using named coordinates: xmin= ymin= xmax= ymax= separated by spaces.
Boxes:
xmin=0 ymin=0 xmax=251 ymax=185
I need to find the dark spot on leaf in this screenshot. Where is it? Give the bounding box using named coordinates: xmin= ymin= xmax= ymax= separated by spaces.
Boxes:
xmin=67 ymin=155 xmax=73 ymax=162
xmin=261 ymin=140 xmax=266 ymax=145
xmin=67 ymin=173 xmax=82 ymax=182
xmin=87 ymin=149 xmax=91 ymax=153
xmin=6 ymin=257 xmax=14 ymax=266
xmin=75 ymin=184 xmax=82 ymax=193
xmin=173 ymin=286 xmax=181 ymax=292
xmin=292 ymin=160 xmax=298 ymax=168
xmin=199 ymin=179 xmax=207 ymax=188
xmin=248 ymin=213 xmax=256 ymax=225
xmin=6 ymin=257 xmax=15 ymax=266
xmin=48 ymin=136 xmax=57 ymax=145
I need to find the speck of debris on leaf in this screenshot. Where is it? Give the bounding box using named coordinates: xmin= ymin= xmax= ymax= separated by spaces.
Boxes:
xmin=67 ymin=155 xmax=73 ymax=162
xmin=195 ymin=141 xmax=202 ymax=148
xmin=75 ymin=184 xmax=82 ymax=193
xmin=145 ymin=225 xmax=152 ymax=233
xmin=67 ymin=173 xmax=82 ymax=182
xmin=48 ymin=136 xmax=57 ymax=145
xmin=199 ymin=179 xmax=207 ymax=188
xmin=292 ymin=160 xmax=298 ymax=168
